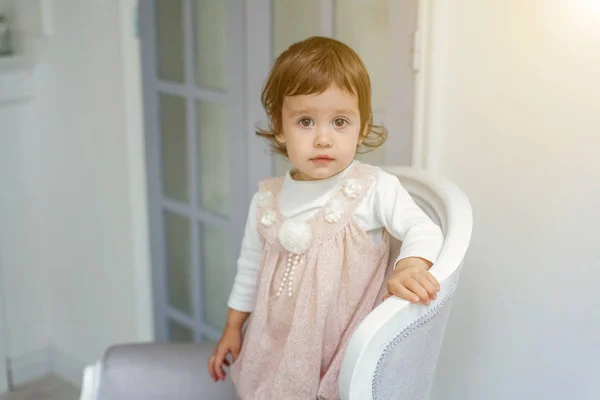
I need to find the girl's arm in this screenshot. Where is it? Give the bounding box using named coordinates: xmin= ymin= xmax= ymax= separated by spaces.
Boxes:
xmin=374 ymin=171 xmax=444 ymax=305
xmin=227 ymin=192 xmax=263 ymax=313
xmin=225 ymin=308 xmax=251 ymax=331
xmin=374 ymin=170 xmax=444 ymax=266
xmin=209 ymin=194 xmax=263 ymax=382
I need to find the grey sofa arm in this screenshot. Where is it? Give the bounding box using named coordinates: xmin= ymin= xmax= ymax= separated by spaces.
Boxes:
xmin=95 ymin=342 xmax=236 ymax=400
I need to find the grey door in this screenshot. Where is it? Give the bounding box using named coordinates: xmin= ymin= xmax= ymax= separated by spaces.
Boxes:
xmin=140 ymin=0 xmax=418 ymax=343
xmin=139 ymin=0 xmax=268 ymax=342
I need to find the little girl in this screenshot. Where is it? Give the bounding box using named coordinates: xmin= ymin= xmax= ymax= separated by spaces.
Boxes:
xmin=208 ymin=36 xmax=444 ymax=399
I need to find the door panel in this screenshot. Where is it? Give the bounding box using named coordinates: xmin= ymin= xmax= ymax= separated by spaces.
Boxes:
xmin=159 ymin=94 xmax=189 ymax=203
xmin=196 ymin=100 xmax=230 ymax=216
xmin=156 ymin=0 xmax=185 ymax=83
xmin=273 ymin=0 xmax=322 ymax=56
xmin=164 ymin=211 xmax=192 ymax=315
xmin=142 ymin=0 xmax=418 ymax=343
xmin=141 ymin=0 xmax=246 ymax=342
xmin=335 ymin=0 xmax=390 ymax=112
xmin=200 ymin=223 xmax=231 ymax=331
xmin=169 ymin=319 xmax=195 ymax=342
xmin=194 ymin=0 xmax=227 ymax=90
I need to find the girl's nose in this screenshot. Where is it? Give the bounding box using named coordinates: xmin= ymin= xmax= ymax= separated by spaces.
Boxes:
xmin=314 ymin=127 xmax=333 ymax=148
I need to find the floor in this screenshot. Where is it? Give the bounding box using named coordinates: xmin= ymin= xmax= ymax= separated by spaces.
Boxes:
xmin=0 ymin=376 xmax=79 ymax=400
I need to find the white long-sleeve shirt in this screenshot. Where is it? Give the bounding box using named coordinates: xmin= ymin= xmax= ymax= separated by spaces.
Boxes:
xmin=228 ymin=164 xmax=444 ymax=312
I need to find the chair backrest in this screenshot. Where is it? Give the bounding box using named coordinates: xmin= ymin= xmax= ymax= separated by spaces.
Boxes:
xmin=339 ymin=167 xmax=473 ymax=400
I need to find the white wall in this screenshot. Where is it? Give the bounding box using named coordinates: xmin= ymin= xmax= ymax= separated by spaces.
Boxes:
xmin=0 ymin=0 xmax=151 ymax=386
xmin=429 ymin=1 xmax=600 ymax=399
xmin=32 ymin=0 xmax=151 ymax=364
xmin=0 ymin=98 xmax=51 ymax=361
xmin=0 ymin=1 xmax=51 ymax=391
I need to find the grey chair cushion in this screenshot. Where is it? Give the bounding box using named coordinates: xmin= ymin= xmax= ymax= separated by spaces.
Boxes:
xmin=100 ymin=341 xmax=237 ymax=400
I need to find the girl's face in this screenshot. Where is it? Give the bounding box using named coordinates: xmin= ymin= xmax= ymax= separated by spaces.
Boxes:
xmin=278 ymin=85 xmax=363 ymax=181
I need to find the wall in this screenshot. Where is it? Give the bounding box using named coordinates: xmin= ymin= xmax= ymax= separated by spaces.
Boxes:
xmin=0 ymin=86 xmax=52 ymax=376
xmin=429 ymin=1 xmax=600 ymax=399
xmin=33 ymin=0 xmax=150 ymax=366
xmin=0 ymin=0 xmax=151 ymax=387
xmin=0 ymin=0 xmax=51 ymax=386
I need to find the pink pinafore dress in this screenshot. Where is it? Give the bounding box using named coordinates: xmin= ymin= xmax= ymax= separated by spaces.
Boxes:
xmin=231 ymin=162 xmax=390 ymax=399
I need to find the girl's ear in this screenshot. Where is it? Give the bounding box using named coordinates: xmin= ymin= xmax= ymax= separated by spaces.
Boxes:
xmin=358 ymin=127 xmax=368 ymax=145
xmin=275 ymin=132 xmax=286 ymax=144
xmin=358 ymin=115 xmax=371 ymax=145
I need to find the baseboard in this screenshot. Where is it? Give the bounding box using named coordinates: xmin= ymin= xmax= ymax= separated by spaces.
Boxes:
xmin=9 ymin=346 xmax=85 ymax=389
xmin=9 ymin=348 xmax=51 ymax=388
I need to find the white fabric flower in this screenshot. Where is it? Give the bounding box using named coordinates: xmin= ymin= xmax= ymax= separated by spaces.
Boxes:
xmin=278 ymin=219 xmax=313 ymax=254
xmin=256 ymin=190 xmax=273 ymax=208
xmin=324 ymin=199 xmax=343 ymax=223
xmin=343 ymin=178 xmax=363 ymax=199
xmin=261 ymin=208 xmax=277 ymax=227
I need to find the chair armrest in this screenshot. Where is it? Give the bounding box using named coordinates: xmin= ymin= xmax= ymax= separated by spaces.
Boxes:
xmin=339 ymin=269 xmax=460 ymax=400
xmin=93 ymin=342 xmax=236 ymax=400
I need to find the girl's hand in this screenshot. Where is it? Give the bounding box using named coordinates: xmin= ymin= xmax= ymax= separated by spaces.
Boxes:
xmin=383 ymin=257 xmax=440 ymax=306
xmin=208 ymin=326 xmax=242 ymax=382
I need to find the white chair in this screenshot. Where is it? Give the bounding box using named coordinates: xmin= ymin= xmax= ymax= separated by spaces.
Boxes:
xmin=79 ymin=167 xmax=472 ymax=400
xmin=339 ymin=166 xmax=472 ymax=400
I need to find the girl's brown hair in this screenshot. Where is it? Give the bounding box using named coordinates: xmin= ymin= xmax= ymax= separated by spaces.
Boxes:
xmin=256 ymin=36 xmax=387 ymax=157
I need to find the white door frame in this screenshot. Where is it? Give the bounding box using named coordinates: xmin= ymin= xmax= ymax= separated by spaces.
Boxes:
xmin=118 ymin=0 xmax=155 ymax=342
xmin=412 ymin=0 xmax=447 ymax=171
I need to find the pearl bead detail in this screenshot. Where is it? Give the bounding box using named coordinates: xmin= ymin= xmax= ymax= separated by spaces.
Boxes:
xmin=277 ymin=253 xmax=301 ymax=297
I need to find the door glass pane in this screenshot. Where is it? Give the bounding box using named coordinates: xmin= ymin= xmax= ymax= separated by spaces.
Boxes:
xmin=272 ymin=0 xmax=320 ymax=176
xmin=197 ymin=101 xmax=230 ymax=216
xmin=169 ymin=320 xmax=195 ymax=342
xmin=273 ymin=0 xmax=321 ymax=56
xmin=335 ymin=0 xmax=389 ymax=112
xmin=160 ymin=94 xmax=189 ymax=203
xmin=156 ymin=0 xmax=185 ymax=83
xmin=201 ymin=224 xmax=230 ymax=330
xmin=165 ymin=211 xmax=192 ymax=315
xmin=194 ymin=0 xmax=227 ymax=90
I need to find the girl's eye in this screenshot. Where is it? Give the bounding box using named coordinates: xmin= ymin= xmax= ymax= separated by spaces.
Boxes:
xmin=333 ymin=118 xmax=349 ymax=128
xmin=299 ymin=118 xmax=313 ymax=128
